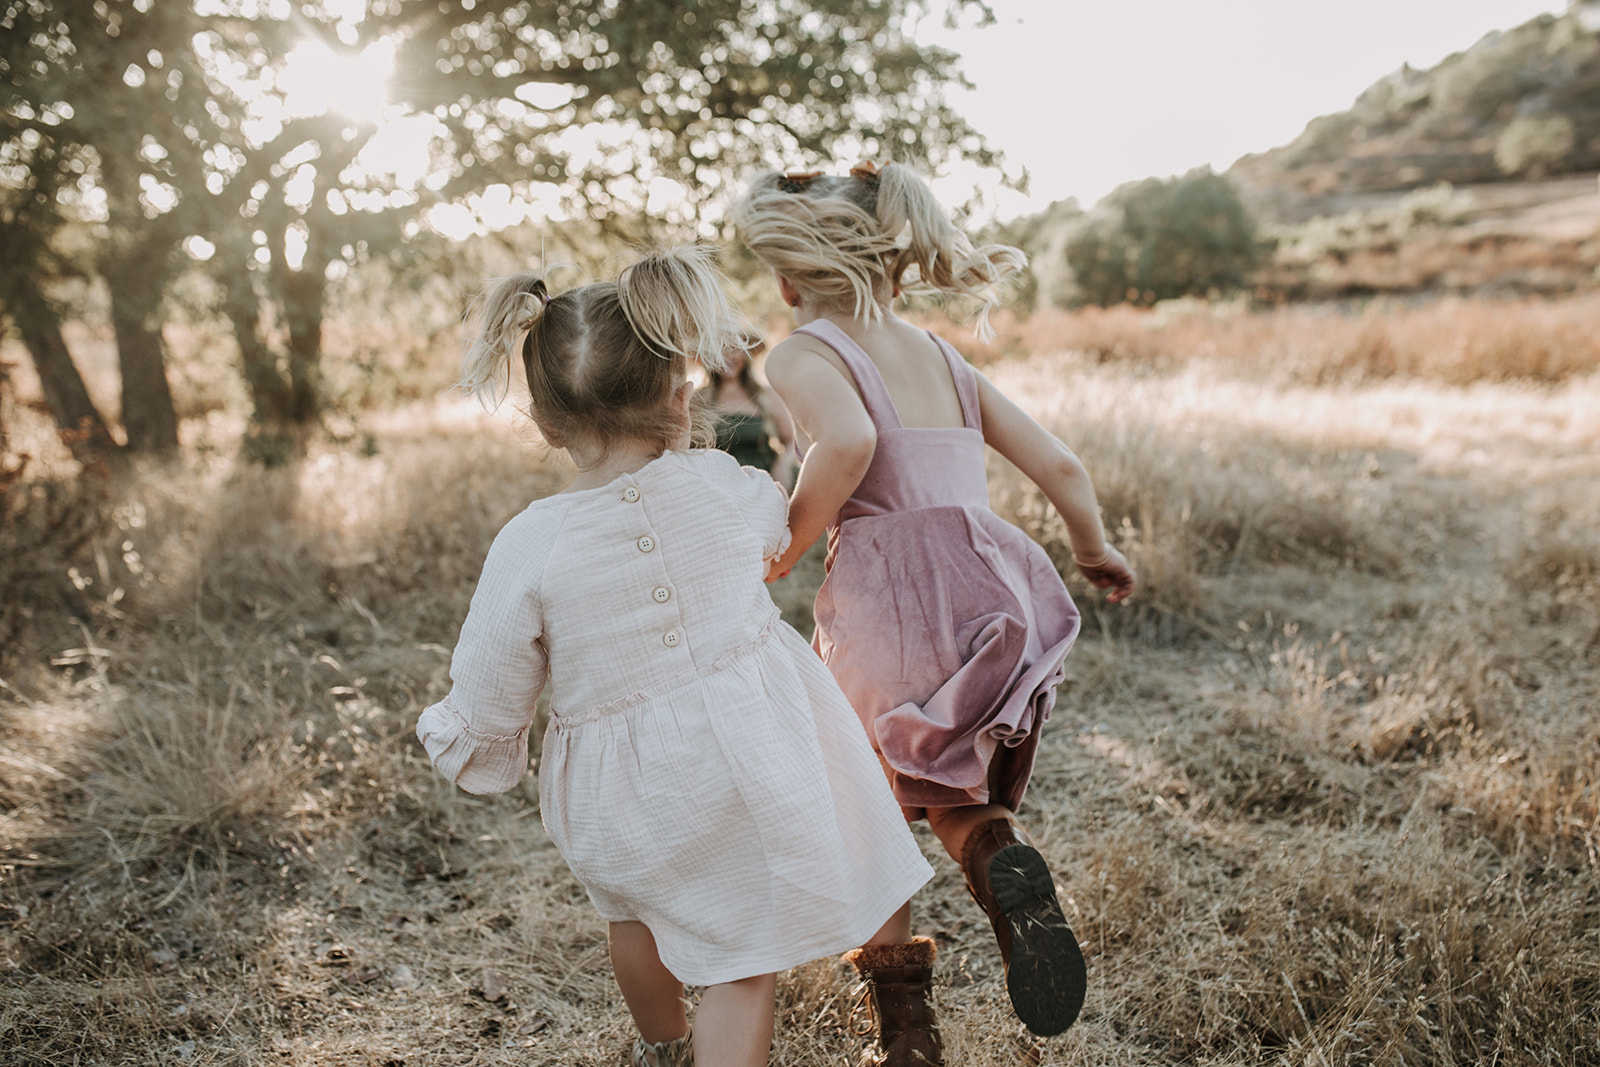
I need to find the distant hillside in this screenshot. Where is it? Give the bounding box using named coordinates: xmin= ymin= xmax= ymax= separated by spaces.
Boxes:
xmin=1229 ymin=2 xmax=1600 ymax=224
xmin=1002 ymin=4 xmax=1600 ymax=306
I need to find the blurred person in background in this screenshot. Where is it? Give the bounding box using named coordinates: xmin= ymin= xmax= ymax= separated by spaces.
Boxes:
xmin=703 ymin=343 xmax=797 ymax=488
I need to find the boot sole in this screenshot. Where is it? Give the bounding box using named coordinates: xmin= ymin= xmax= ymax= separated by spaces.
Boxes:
xmin=988 ymin=843 xmax=1086 ymax=1036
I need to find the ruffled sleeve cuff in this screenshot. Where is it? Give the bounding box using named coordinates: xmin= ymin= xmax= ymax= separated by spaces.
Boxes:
xmin=764 ymin=522 xmax=793 ymax=564
xmin=416 ymin=698 xmax=532 ymax=795
xmin=737 ymin=462 xmax=792 ymax=561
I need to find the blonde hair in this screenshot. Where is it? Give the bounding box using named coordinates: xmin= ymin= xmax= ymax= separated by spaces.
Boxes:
xmin=731 ymin=162 xmax=1027 ymax=334
xmin=458 ymin=245 xmax=759 ymax=460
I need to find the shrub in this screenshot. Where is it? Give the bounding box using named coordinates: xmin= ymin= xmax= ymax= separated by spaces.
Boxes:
xmin=1064 ymin=169 xmax=1260 ymax=306
xmin=1494 ymin=113 xmax=1578 ymax=176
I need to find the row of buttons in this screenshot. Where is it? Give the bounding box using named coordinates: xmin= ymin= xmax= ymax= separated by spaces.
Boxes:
xmin=623 ymin=484 xmax=680 ymax=648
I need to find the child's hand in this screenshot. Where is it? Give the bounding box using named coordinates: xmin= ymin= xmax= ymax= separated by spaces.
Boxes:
xmin=1073 ymin=546 xmax=1136 ymax=604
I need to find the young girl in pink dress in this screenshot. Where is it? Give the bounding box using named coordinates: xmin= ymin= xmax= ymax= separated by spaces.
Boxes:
xmin=416 ymin=246 xmax=932 ymax=1067
xmin=734 ymin=164 xmax=1136 ymax=1063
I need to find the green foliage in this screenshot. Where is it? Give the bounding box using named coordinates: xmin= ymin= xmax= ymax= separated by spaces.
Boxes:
xmin=1494 ymin=113 xmax=1578 ymax=175
xmin=1064 ymin=169 xmax=1259 ymax=307
xmin=994 ymin=197 xmax=1084 ymax=311
xmin=2 ymin=0 xmax=223 ymax=452
xmin=2 ymin=0 xmax=1002 ymax=454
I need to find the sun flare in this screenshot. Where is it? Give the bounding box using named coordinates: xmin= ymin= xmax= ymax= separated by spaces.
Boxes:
xmin=278 ymin=38 xmax=394 ymax=124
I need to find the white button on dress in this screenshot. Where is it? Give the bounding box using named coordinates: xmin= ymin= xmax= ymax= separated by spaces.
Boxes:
xmin=652 ymin=586 xmax=671 ymax=603
xmin=662 ymin=629 xmax=681 ymax=647
xmin=637 ymin=535 xmax=655 ymax=552
xmin=623 ymin=486 xmax=640 ymax=502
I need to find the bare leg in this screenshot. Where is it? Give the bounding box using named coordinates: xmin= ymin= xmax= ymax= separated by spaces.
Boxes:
xmin=608 ymin=922 xmax=689 ymax=1046
xmin=863 ymin=899 xmax=913 ymax=946
xmin=693 ymin=973 xmax=775 ymax=1067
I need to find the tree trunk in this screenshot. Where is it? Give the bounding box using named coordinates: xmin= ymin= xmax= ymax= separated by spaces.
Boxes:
xmin=221 ymin=272 xmax=291 ymax=429
xmin=283 ymin=263 xmax=324 ymax=427
xmin=96 ymin=147 xmax=182 ymax=455
xmin=9 ymin=278 xmax=120 ymax=462
xmin=106 ymin=262 xmax=180 ymax=453
xmin=219 ymin=270 xmax=306 ymax=464
xmin=0 ymin=358 xmax=14 ymax=495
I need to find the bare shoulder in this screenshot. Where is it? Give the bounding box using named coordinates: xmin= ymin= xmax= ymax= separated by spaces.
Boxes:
xmin=764 ymin=328 xmax=874 ymax=443
xmin=767 ymin=330 xmax=833 ymax=369
xmin=766 ymin=330 xmax=851 ymax=391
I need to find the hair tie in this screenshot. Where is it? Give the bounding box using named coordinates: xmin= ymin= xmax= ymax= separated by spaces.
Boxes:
xmin=515 ymin=288 xmax=551 ymax=333
xmin=849 ymin=160 xmax=885 ymax=183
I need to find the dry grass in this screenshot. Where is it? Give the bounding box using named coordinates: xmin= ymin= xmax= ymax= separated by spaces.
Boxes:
xmin=3 ymin=304 xmax=1598 ymax=1065
xmin=945 ymin=292 xmax=1600 ymax=388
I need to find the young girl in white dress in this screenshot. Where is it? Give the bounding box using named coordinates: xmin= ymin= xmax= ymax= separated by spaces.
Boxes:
xmin=415 ymin=246 xmax=932 ymax=1067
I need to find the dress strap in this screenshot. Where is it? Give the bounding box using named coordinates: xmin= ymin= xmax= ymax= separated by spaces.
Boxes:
xmin=928 ymin=332 xmax=983 ymax=432
xmin=794 ymin=320 xmax=903 ymax=431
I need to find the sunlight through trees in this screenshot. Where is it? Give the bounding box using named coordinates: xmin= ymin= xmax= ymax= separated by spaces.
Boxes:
xmin=2 ymin=0 xmax=997 ymax=458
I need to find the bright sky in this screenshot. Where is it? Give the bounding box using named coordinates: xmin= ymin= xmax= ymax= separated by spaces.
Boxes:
xmin=222 ymin=0 xmax=1573 ymax=245
xmin=918 ymin=0 xmax=1569 ymax=220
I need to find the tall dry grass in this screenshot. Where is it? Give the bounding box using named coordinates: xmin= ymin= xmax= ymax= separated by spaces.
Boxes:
xmin=3 ymin=302 xmax=1598 ymax=1065
xmin=949 ymin=292 xmax=1600 ymax=387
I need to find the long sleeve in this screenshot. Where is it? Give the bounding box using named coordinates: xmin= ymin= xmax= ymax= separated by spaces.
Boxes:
xmin=417 ymin=509 xmax=558 ymax=793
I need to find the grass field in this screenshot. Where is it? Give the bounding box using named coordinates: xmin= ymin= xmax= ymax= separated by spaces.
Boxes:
xmin=2 ymin=298 xmax=1598 ymax=1065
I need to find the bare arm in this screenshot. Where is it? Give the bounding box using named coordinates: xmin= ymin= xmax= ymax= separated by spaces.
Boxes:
xmin=975 ymin=370 xmax=1136 ymax=603
xmin=763 ymin=335 xmax=877 ymax=579
xmin=763 ymin=388 xmax=799 ymax=490
xmin=765 ymin=389 xmax=797 ymax=449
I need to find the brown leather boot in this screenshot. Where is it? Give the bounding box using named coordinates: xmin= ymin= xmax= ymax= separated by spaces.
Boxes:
xmin=960 ymin=819 xmax=1087 ymax=1036
xmin=842 ymin=937 xmax=943 ymax=1066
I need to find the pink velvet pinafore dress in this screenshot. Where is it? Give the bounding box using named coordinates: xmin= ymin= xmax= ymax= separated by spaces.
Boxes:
xmin=799 ymin=319 xmax=1082 ymax=817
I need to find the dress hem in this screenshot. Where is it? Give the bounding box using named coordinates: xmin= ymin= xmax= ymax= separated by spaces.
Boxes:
xmin=617 ymin=859 xmax=934 ymax=987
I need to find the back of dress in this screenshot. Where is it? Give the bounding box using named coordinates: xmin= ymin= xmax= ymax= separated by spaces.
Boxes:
xmin=419 ymin=445 xmax=936 ymax=987
xmin=796 ymin=319 xmax=1082 ymax=817
xmin=534 ymin=450 xmax=786 ymax=717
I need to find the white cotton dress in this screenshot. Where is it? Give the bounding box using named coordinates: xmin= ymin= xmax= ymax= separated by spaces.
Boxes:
xmin=416 ymin=449 xmax=933 ymax=986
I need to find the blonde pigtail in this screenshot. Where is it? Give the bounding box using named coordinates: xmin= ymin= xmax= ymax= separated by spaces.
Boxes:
xmin=875 ymin=162 xmax=960 ymax=292
xmin=458 ymin=275 xmax=550 ymax=410
xmin=616 ymin=245 xmax=761 ymax=376
xmin=876 ymin=163 xmax=1027 ymax=338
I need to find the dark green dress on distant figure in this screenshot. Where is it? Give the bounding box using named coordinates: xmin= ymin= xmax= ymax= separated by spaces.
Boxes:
xmin=715 ymin=411 xmax=778 ymax=472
